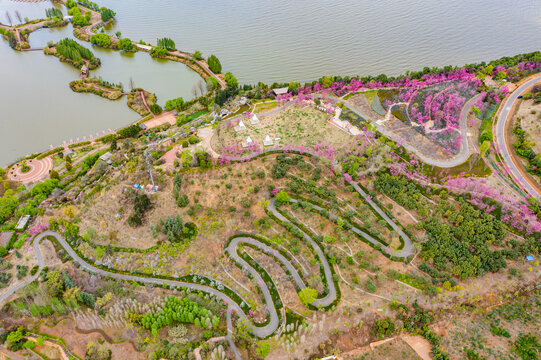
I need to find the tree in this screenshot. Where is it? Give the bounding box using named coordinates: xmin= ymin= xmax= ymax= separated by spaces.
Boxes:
xmin=275 ymin=190 xmax=289 ymax=205
xmin=149 ymin=46 xmax=168 ymax=57
xmin=256 ymin=343 xmax=270 ymax=358
xmin=77 ymin=291 xmax=96 ymax=307
xmin=6 ymin=327 xmax=26 ymax=348
xmin=46 ymin=270 xmax=64 ymax=297
xmin=150 ymin=104 xmax=162 ymax=115
xmin=480 ymin=140 xmax=490 ymax=156
xmin=110 ymin=137 xmax=117 ymax=151
xmin=225 ymin=72 xmax=238 ymax=88
xmin=100 ymin=8 xmax=116 ymax=21
xmin=365 ymin=278 xmax=377 ymax=293
xmin=64 ymin=223 xmax=79 ymax=239
xmin=0 ymin=190 xmax=20 ymax=224
xmin=117 ymin=124 xmax=140 ymax=138
xmin=193 ymin=50 xmax=202 ymax=60
xmin=207 ymin=55 xmax=222 ymax=73
xmin=373 ymin=318 xmax=395 ymax=338
xmin=165 ymin=97 xmax=184 ymax=111
xmin=49 ymin=170 xmax=60 ymax=180
xmin=298 ymin=287 xmax=317 ymax=306
xmin=206 ymin=77 xmax=219 ymax=91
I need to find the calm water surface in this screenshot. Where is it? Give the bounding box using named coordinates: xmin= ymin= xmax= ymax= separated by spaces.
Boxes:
xmin=1 ymin=0 xmax=541 ymax=166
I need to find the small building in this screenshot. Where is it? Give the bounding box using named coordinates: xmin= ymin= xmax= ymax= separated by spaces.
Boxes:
xmin=220 ymin=109 xmax=230 ymax=117
xmin=0 ymin=231 xmax=14 ymax=249
xmin=263 ymin=135 xmax=274 ymax=146
xmin=80 ymin=64 xmax=89 ymax=78
xmin=526 ymin=255 xmax=534 ymax=262
xmin=272 ymin=87 xmax=289 ymax=96
xmin=100 ymin=152 xmax=113 ymax=165
xmin=62 ymin=149 xmax=74 ymax=158
xmin=239 ymin=97 xmax=249 ymax=105
xmin=250 ymin=114 xmax=260 ymax=125
xmin=140 ymin=123 xmax=148 ymax=130
xmin=242 ymin=136 xmax=253 ymax=148
xmin=15 ymin=215 xmax=31 ymax=231
xmin=234 ymin=120 xmax=247 ymax=132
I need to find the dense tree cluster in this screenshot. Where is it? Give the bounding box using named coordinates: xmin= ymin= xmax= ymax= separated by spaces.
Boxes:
xmin=165 ymin=97 xmax=184 ymax=111
xmin=45 ymin=7 xmax=63 ymax=19
xmin=422 ymin=199 xmax=507 ymax=280
xmin=138 ymin=296 xmax=219 ymax=337
xmin=117 ymin=124 xmax=140 ymax=138
xmin=374 ymin=173 xmax=430 ymax=216
xmin=100 ymin=7 xmax=116 ymax=21
xmin=55 ymin=38 xmax=99 ymax=67
xmin=157 ymin=37 xmax=175 ymax=50
xmin=513 ymin=124 xmax=541 ymax=178
xmin=90 ymin=33 xmax=111 ymax=48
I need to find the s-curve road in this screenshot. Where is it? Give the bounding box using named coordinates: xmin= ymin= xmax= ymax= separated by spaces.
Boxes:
xmin=495 ymin=74 xmax=541 ymax=200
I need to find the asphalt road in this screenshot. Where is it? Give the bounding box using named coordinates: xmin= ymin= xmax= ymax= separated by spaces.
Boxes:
xmin=495 ymin=74 xmax=541 ymax=200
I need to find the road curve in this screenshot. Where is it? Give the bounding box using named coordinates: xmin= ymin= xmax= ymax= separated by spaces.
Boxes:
xmin=325 ymin=94 xmax=479 ymax=168
xmin=494 ymin=74 xmax=541 ymax=200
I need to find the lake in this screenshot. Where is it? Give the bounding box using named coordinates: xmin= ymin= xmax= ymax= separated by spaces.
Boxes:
xmin=1 ymin=0 xmax=541 ymax=166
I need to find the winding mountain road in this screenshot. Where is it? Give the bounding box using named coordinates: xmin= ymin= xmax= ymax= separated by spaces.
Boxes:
xmin=494 ymin=74 xmax=541 ymax=200
xmin=0 ymin=150 xmax=414 ymax=346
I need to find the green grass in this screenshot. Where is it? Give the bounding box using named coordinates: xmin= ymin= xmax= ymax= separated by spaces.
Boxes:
xmin=186 ymin=110 xmax=208 ymax=122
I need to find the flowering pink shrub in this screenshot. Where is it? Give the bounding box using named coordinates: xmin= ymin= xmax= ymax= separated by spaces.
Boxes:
xmin=29 ymin=223 xmax=49 ymax=236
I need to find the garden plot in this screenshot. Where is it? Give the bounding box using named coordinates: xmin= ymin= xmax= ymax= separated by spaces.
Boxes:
xmin=378 ymin=81 xmax=478 ymax=154
xmin=211 ymin=106 xmax=356 ymax=154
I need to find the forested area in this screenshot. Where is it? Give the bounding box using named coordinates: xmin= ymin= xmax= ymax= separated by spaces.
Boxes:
xmin=373 ymin=172 xmax=539 ymax=280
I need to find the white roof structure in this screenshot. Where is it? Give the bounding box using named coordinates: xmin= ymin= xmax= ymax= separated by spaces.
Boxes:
xmin=100 ymin=152 xmax=113 ymax=165
xmin=250 ymin=114 xmax=260 ymax=125
xmin=16 ymin=215 xmax=31 ymax=230
xmin=246 ymin=136 xmax=253 ymax=143
xmin=272 ymin=87 xmax=289 ymax=95
xmin=263 ymin=135 xmax=274 ymax=146
xmin=234 ymin=120 xmax=247 ymax=132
